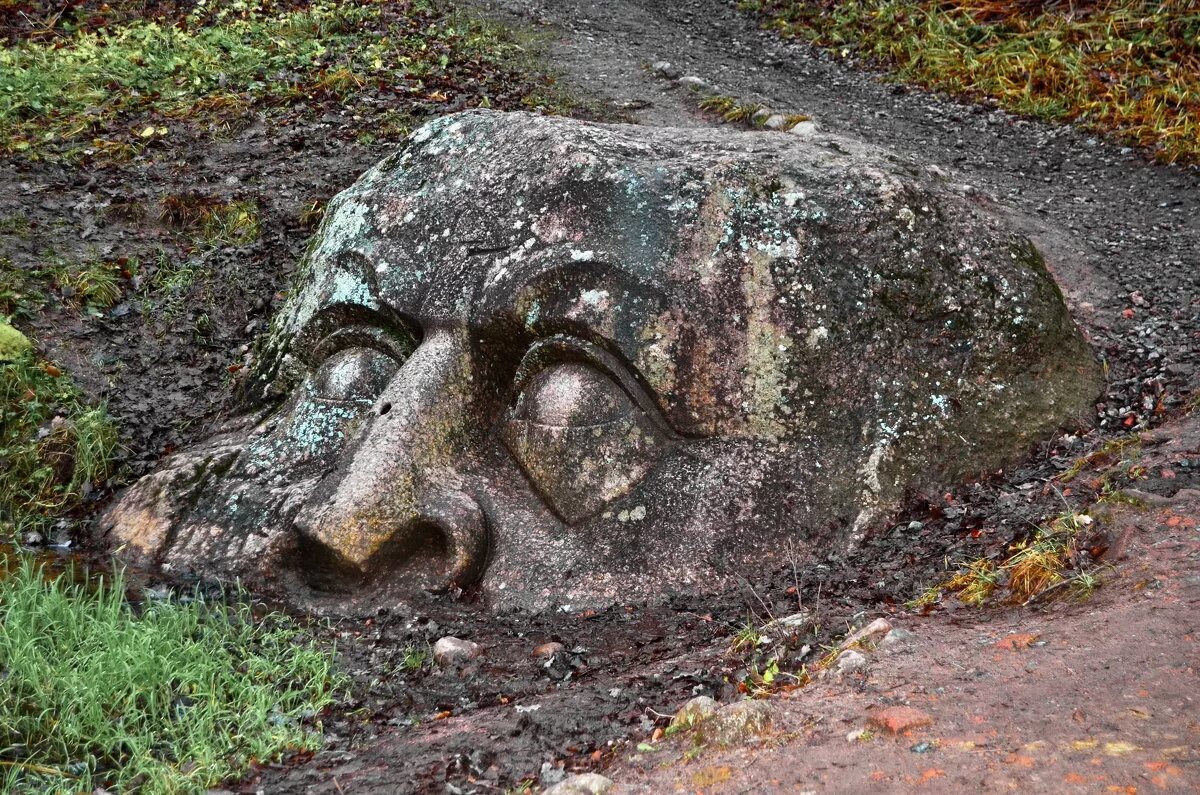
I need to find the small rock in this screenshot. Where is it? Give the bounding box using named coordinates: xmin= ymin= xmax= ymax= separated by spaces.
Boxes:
xmin=762 ymin=113 xmax=789 ymax=131
xmin=878 ymin=628 xmax=917 ymax=650
xmin=768 ymin=610 xmax=811 ymax=630
xmin=842 ymin=617 xmax=892 ymax=649
xmin=867 ymin=706 xmax=934 ymax=735
xmin=20 ymin=531 xmax=44 ymax=547
xmin=677 ymin=75 xmax=714 ymax=94
xmin=672 ymin=695 xmax=719 ymax=728
xmin=651 ymin=60 xmax=682 ymax=79
xmin=539 ymin=761 xmax=566 ymax=786
xmin=910 ymin=740 xmax=936 ymax=754
xmin=542 ymin=773 xmax=614 ymax=795
xmin=834 ymin=649 xmax=869 ymax=675
xmin=432 ymin=636 xmax=481 ymax=667
xmin=751 ymin=107 xmax=774 ymax=126
xmin=533 ymin=641 xmax=565 ymax=658
xmin=708 ymin=699 xmax=774 ymax=745
xmin=788 ymin=120 xmax=820 ymax=138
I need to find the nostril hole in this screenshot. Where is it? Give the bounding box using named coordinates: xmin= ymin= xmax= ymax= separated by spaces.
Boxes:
xmin=378 ymin=402 xmax=392 ymax=416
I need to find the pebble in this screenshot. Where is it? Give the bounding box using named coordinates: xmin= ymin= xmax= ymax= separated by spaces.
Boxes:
xmin=672 ymin=695 xmax=719 ymax=728
xmin=842 ymin=617 xmax=893 ymax=649
xmin=878 ymin=628 xmax=917 ymax=650
xmin=677 ymin=75 xmax=715 ymax=94
xmin=834 ymin=649 xmax=869 ymax=675
xmin=533 ymin=641 xmax=565 ymax=658
xmin=542 ymin=773 xmax=614 ymax=795
xmin=651 ymin=60 xmax=682 ymax=79
xmin=432 ymin=636 xmax=481 ymax=667
xmin=762 ymin=113 xmax=789 ymax=130
xmin=868 ymin=706 xmax=935 ymax=735
xmin=788 ymin=120 xmax=820 ymax=138
xmin=708 ymin=700 xmax=774 ymax=745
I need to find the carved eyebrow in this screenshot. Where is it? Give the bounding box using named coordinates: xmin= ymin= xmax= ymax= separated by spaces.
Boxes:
xmin=472 ymin=257 xmax=687 ymax=423
xmin=293 ymin=304 xmax=420 ymax=368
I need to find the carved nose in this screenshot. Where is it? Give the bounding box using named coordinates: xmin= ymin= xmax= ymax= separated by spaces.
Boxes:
xmin=291 ymin=329 xmax=490 ymax=591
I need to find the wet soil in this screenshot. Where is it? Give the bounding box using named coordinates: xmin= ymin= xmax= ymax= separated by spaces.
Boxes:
xmin=3 ymin=0 xmax=1199 ymax=792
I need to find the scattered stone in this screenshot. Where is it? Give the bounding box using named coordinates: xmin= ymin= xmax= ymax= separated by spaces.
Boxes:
xmin=651 ymin=60 xmax=681 ymax=79
xmin=868 ymin=706 xmax=935 ymax=735
xmin=672 ymin=695 xmax=719 ymax=728
xmin=768 ymin=611 xmax=811 ymax=631
xmin=707 ymin=700 xmax=774 ymax=745
xmin=878 ymin=628 xmax=917 ymax=650
xmin=20 ymin=530 xmax=44 ymax=547
xmin=751 ymin=107 xmax=773 ymax=126
xmin=834 ymin=649 xmax=869 ymax=675
xmin=788 ymin=120 xmax=820 ymax=138
xmin=762 ymin=113 xmax=789 ymax=130
xmin=533 ymin=641 xmax=565 ymax=658
xmin=994 ymin=633 xmax=1039 ymax=651
xmin=842 ymin=617 xmax=893 ymax=649
xmin=539 ymin=761 xmax=566 ymax=786
xmin=432 ymin=636 xmax=481 ymax=667
xmin=677 ymin=75 xmax=714 ymax=93
xmin=910 ymin=740 xmax=936 ymax=754
xmin=846 ymin=727 xmax=871 ymax=742
xmin=542 ymin=773 xmax=614 ymax=795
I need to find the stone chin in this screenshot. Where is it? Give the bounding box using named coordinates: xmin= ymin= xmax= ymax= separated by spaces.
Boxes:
xmin=101 ymin=110 xmax=1104 ymax=612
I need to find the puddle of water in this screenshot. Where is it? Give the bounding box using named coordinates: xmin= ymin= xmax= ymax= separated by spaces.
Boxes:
xmin=0 ymin=541 xmax=124 ymax=593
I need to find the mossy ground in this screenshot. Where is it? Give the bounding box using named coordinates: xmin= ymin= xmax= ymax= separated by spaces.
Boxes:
xmin=740 ymin=0 xmax=1200 ymax=163
xmin=0 ymin=0 xmax=584 ymax=161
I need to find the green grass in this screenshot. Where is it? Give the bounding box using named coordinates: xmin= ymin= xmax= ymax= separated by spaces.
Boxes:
xmin=0 ymin=350 xmax=119 ymax=537
xmin=160 ymin=195 xmax=262 ymax=248
xmin=0 ymin=554 xmax=345 ymax=793
xmin=740 ymin=0 xmax=1200 ymax=162
xmin=0 ymin=0 xmax=579 ymax=159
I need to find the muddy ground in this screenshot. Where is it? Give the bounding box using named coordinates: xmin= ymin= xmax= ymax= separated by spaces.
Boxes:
xmin=3 ymin=0 xmax=1198 ymax=792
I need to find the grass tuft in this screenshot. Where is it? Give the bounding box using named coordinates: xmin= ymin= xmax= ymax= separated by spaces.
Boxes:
xmin=740 ymin=0 xmax=1200 ymax=162
xmin=0 ymin=554 xmax=345 ymax=794
xmin=1 ymin=351 xmax=119 ymax=536
xmin=909 ymin=510 xmax=1105 ymax=608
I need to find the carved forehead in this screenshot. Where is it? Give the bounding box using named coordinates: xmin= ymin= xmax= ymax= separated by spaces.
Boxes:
xmin=274 ymin=110 xmax=1045 ymax=439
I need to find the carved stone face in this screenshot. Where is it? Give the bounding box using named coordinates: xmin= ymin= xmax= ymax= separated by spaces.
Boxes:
xmin=106 ymin=111 xmax=1102 ymax=610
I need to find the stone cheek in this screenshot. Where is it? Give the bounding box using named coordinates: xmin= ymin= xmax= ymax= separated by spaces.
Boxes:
xmin=104 ymin=110 xmax=1103 ymax=610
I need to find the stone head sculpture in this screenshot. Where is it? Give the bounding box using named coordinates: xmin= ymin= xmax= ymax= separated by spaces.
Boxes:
xmin=106 ymin=110 xmax=1101 ymax=610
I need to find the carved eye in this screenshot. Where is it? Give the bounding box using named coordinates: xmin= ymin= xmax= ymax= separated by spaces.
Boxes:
xmin=511 ymin=362 xmax=631 ymax=427
xmin=502 ymin=358 xmax=667 ymax=524
xmin=241 ymin=346 xmax=401 ymax=478
xmin=312 ymin=347 xmax=400 ymax=404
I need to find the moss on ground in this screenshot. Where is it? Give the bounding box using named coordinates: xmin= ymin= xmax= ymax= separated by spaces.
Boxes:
xmin=740 ymin=0 xmax=1200 ymax=162
xmin=0 ymin=0 xmax=583 ymax=160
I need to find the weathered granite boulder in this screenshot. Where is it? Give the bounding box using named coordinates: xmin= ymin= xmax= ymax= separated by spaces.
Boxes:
xmin=103 ymin=110 xmax=1102 ymax=610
